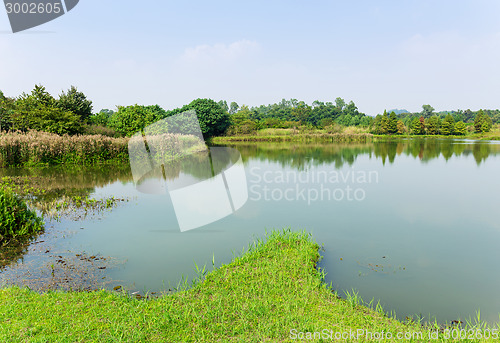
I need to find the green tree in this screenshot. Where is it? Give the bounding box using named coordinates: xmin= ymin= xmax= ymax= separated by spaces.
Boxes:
xmin=421 ymin=104 xmax=435 ymax=118
xmin=453 ymin=121 xmax=467 ymax=135
xmin=175 ymin=98 xmax=231 ymax=138
xmin=90 ymin=109 xmax=114 ymax=126
xmin=218 ymin=100 xmax=229 ymax=113
xmin=388 ymin=112 xmax=398 ymax=134
xmin=0 ymin=90 xmax=15 ymax=131
xmin=57 ymin=86 xmax=93 ymax=122
xmin=425 ymin=115 xmax=441 ymax=135
xmin=410 ymin=116 xmax=425 ymax=135
xmin=229 ymin=102 xmax=239 ymax=115
xmin=396 ymin=120 xmax=406 ymax=134
xmin=291 ymin=102 xmax=312 ymax=124
xmin=12 ymin=85 xmax=82 ymax=134
xmin=335 ymin=97 xmax=345 ymax=111
xmin=440 ymin=114 xmax=455 ymax=135
xmin=474 ymin=110 xmax=492 ymax=133
xmin=108 ymin=104 xmax=166 ymax=137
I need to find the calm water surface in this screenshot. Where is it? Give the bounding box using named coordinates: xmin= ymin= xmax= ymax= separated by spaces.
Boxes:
xmin=1 ymin=139 xmax=499 ymax=324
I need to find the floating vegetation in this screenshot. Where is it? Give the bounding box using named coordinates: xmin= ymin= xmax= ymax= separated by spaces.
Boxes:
xmin=356 ymin=256 xmax=406 ymax=277
xmin=0 ymin=175 xmax=131 ymax=221
xmin=0 ymin=247 xmax=124 ymax=292
xmin=36 ymin=195 xmax=130 ymax=221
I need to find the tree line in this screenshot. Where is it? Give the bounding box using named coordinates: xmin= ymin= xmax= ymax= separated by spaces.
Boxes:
xmin=1 ymin=85 xmax=498 ymax=138
xmin=371 ymin=105 xmax=494 ymax=136
xmin=0 ymin=86 xmax=230 ymax=139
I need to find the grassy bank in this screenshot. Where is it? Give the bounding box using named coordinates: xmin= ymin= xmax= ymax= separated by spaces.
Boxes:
xmin=0 ymin=131 xmax=129 ymax=167
xmin=211 ymin=132 xmax=372 ymax=143
xmin=0 ymin=229 xmax=496 ymax=342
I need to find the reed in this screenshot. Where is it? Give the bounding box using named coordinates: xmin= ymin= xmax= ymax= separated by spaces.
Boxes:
xmin=0 ymin=131 xmax=129 ymax=167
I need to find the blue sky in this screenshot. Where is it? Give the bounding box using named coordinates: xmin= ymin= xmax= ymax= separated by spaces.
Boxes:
xmin=1 ymin=0 xmax=500 ymax=115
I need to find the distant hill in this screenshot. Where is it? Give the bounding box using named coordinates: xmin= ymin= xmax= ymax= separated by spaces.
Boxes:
xmin=387 ymin=109 xmax=409 ymax=115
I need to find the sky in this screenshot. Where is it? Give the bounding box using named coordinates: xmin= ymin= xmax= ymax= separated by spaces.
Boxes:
xmin=1 ymin=0 xmax=500 ymax=116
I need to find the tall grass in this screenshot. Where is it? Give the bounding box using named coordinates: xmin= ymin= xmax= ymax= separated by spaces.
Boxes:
xmin=0 ymin=131 xmax=129 ymax=167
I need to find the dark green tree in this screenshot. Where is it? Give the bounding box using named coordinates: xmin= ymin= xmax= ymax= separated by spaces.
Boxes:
xmin=175 ymin=98 xmax=231 ymax=138
xmin=57 ymin=86 xmax=93 ymax=122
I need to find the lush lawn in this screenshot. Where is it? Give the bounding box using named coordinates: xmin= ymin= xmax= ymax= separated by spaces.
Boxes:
xmin=0 ymin=229 xmax=497 ymax=342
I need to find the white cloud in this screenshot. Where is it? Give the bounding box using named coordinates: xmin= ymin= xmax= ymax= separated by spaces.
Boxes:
xmin=181 ymin=40 xmax=260 ymax=64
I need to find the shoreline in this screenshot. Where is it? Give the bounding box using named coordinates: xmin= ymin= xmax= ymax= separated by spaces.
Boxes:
xmin=211 ymin=132 xmax=500 ymax=144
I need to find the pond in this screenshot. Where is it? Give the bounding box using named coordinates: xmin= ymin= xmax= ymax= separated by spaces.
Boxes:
xmin=1 ymin=139 xmax=499 ymax=324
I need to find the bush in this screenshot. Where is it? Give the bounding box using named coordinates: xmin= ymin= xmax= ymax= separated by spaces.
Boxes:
xmin=0 ymin=187 xmax=44 ymax=244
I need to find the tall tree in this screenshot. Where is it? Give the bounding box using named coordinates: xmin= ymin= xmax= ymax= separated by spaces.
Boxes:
xmin=421 ymin=104 xmax=435 ymax=119
xmin=229 ymin=102 xmax=239 ymax=115
xmin=474 ymin=109 xmax=492 ymax=133
xmin=57 ymin=86 xmax=93 ymax=122
xmin=218 ymin=100 xmax=229 ymax=113
xmin=335 ymin=97 xmax=346 ymax=112
xmin=388 ymin=111 xmax=398 ymax=134
xmin=0 ymin=90 xmax=15 ymax=132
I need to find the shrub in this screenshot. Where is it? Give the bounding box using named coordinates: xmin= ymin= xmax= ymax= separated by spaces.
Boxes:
xmin=0 ymin=187 xmax=44 ymax=244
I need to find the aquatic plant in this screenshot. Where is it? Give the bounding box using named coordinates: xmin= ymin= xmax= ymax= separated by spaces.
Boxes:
xmin=0 ymin=187 xmax=43 ymax=244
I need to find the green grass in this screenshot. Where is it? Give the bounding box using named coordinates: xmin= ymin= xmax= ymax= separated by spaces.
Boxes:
xmin=1 ymin=229 xmax=498 ymax=342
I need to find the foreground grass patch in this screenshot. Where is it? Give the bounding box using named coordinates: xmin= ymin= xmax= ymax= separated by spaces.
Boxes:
xmin=0 ymin=230 xmax=497 ymax=342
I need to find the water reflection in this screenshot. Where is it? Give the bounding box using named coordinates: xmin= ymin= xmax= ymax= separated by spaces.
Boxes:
xmin=217 ymin=139 xmax=500 ymax=169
